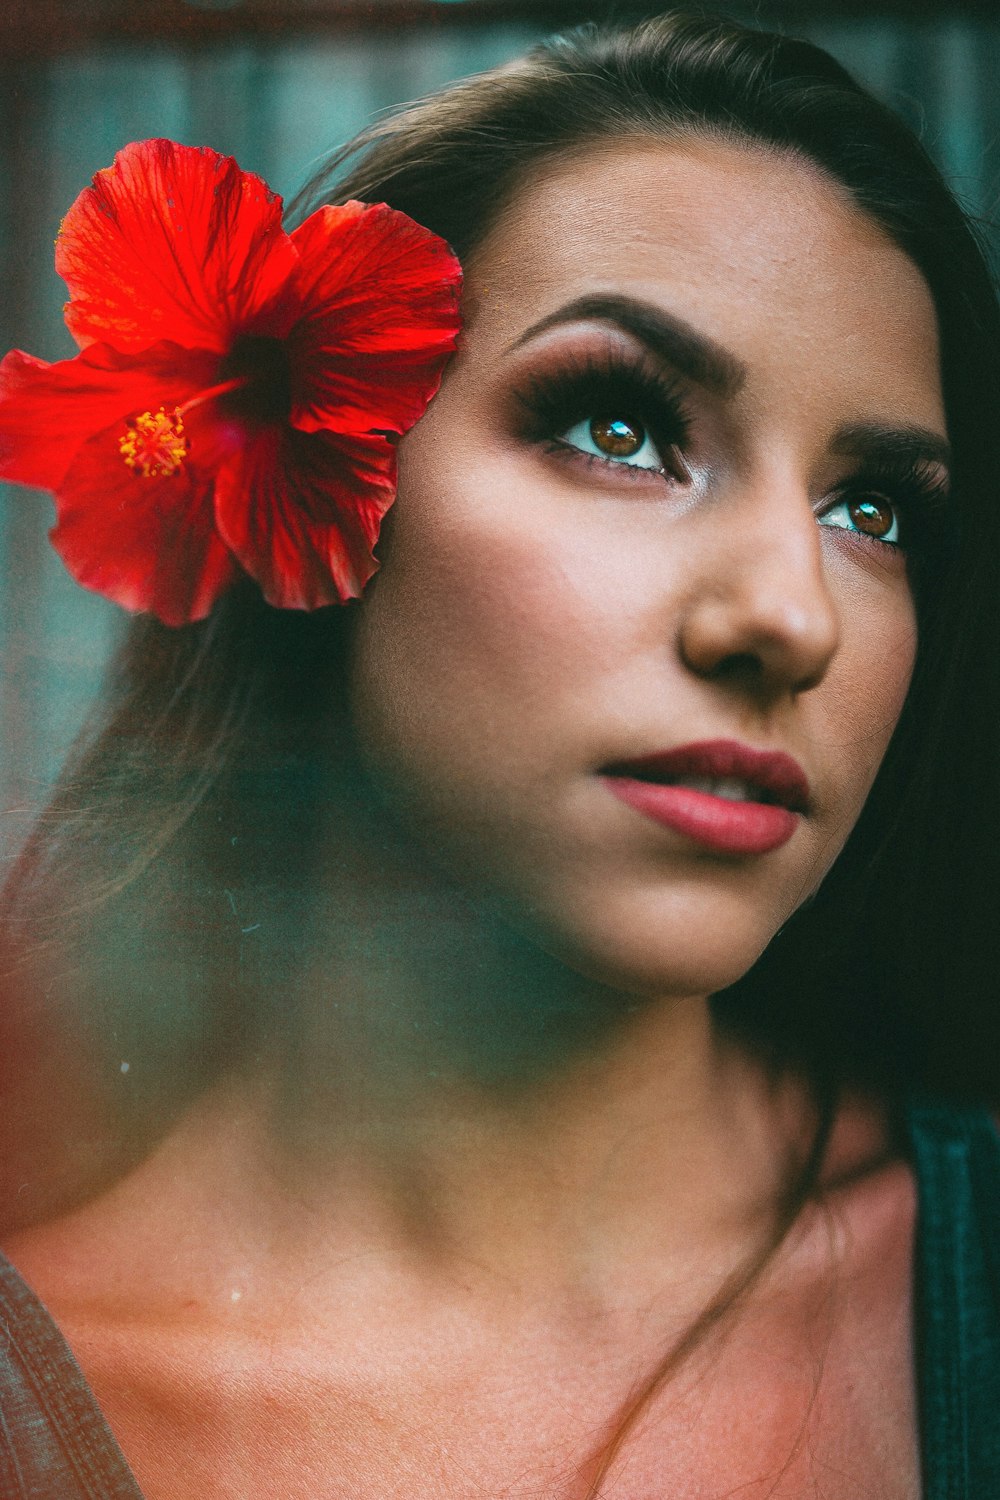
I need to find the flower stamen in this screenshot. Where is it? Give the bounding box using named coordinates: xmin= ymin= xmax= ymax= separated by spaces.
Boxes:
xmin=119 ymin=407 xmax=187 ymax=478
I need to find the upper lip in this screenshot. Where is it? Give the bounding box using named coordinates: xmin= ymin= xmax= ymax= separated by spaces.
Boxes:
xmin=603 ymin=738 xmax=811 ymax=813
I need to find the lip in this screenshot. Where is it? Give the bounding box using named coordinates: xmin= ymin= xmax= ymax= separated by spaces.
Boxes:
xmin=601 ymin=738 xmax=810 ymax=856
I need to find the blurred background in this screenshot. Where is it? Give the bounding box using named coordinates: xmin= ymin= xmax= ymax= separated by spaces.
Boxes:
xmin=1 ymin=0 xmax=998 ymax=862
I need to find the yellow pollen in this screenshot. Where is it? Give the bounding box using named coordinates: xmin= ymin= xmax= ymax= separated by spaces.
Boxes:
xmin=119 ymin=407 xmax=187 ymax=478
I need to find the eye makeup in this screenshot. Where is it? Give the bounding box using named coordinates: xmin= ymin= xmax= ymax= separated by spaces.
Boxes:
xmin=823 ymin=452 xmax=953 ymax=554
xmin=505 ymin=327 xmax=951 ymax=563
xmin=512 ymin=348 xmax=694 ymax=485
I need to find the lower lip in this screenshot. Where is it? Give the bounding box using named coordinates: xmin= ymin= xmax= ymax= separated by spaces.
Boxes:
xmin=603 ymin=777 xmax=799 ymax=855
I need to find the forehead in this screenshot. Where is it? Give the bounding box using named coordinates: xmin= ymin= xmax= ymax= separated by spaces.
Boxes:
xmin=464 ymin=137 xmax=943 ymax=423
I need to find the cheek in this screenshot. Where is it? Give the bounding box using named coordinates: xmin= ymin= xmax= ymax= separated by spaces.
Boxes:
xmin=350 ymin=432 xmax=645 ymax=785
xmin=838 ymin=570 xmax=916 ymax=738
xmin=347 ymin=441 xmax=567 ymax=816
xmin=810 ymin=561 xmax=918 ymax=854
xmin=352 ymin=502 xmax=562 ymax=776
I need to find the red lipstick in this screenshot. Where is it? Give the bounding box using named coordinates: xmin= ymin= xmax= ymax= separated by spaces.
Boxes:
xmin=602 ymin=739 xmax=810 ymax=856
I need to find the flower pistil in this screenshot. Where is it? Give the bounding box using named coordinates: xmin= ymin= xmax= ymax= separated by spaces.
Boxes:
xmin=117 ymin=374 xmax=258 ymax=479
xmin=119 ymin=407 xmax=188 ymax=478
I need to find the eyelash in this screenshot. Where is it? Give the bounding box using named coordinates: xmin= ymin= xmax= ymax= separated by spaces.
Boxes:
xmin=514 ymin=352 xmax=693 ymax=482
xmin=824 ymin=458 xmax=951 ymax=553
xmin=512 ymin=352 xmax=951 ymax=556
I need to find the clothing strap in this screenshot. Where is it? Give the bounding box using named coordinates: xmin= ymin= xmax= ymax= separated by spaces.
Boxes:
xmin=0 ymin=1253 xmax=145 ymax=1499
xmin=908 ymin=1103 xmax=1000 ymax=1500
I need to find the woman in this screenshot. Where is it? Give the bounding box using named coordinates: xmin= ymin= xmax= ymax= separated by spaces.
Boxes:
xmin=0 ymin=11 xmax=997 ymax=1498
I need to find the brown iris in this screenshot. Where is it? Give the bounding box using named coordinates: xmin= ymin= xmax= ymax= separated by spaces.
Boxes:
xmin=590 ymin=416 xmax=645 ymax=458
xmin=848 ymin=495 xmax=895 ymax=539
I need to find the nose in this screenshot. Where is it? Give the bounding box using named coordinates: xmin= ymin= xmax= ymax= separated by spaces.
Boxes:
xmin=676 ymin=472 xmax=840 ymax=697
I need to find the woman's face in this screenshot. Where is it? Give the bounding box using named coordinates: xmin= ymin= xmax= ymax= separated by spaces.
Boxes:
xmin=348 ymin=139 xmax=948 ymax=997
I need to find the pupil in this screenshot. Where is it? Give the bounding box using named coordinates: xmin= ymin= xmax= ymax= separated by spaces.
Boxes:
xmin=849 ymin=496 xmax=893 ymax=537
xmin=591 ymin=416 xmax=643 ymax=457
xmin=218 ymin=335 xmax=293 ymax=424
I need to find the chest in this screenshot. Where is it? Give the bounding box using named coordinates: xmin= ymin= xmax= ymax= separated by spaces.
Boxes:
xmin=64 ymin=1278 xmax=921 ymax=1500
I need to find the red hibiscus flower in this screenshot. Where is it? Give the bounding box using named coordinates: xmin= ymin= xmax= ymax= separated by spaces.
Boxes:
xmin=0 ymin=139 xmax=462 ymax=624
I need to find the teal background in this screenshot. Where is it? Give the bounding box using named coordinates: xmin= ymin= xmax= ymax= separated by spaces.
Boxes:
xmin=1 ymin=8 xmax=997 ymax=861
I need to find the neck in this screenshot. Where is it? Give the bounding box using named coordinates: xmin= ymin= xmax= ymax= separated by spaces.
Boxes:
xmin=203 ymin=761 xmax=813 ymax=1293
xmin=3 ymin=748 xmax=819 ymax=1295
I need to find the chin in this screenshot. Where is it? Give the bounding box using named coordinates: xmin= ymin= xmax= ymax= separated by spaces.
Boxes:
xmin=516 ymin=889 xmax=783 ymax=1002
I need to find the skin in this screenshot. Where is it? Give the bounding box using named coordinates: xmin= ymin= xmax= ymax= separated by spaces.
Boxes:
xmin=0 ymin=139 xmax=945 ymax=1498
xmin=352 ymin=137 xmax=940 ymax=1001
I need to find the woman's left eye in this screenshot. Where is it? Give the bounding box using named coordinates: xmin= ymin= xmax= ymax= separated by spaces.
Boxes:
xmin=560 ymin=415 xmax=665 ymax=472
xmin=819 ymin=493 xmax=900 ymax=546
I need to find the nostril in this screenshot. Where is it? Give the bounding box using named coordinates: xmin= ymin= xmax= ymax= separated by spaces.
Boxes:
xmin=680 ymin=614 xmax=838 ymax=697
xmin=719 ymin=647 xmax=830 ymax=695
xmin=709 ymin=651 xmax=763 ymax=682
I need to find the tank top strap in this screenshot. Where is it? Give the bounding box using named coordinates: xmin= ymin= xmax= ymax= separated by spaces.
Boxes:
xmin=0 ymin=1251 xmax=146 ymax=1499
xmin=907 ymin=1101 xmax=1000 ymax=1500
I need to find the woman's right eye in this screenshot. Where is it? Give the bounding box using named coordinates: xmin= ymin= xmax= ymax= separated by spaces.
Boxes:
xmin=560 ymin=415 xmax=666 ymax=472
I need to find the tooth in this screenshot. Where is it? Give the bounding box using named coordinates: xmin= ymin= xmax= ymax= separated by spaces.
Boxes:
xmin=674 ymin=776 xmax=753 ymax=801
xmin=713 ymin=777 xmax=751 ymax=802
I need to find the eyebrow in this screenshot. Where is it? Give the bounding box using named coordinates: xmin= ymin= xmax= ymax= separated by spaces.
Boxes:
xmin=508 ymin=295 xmax=951 ymax=476
xmin=831 ymin=422 xmax=952 ymax=477
xmin=507 ymin=293 xmax=747 ymax=399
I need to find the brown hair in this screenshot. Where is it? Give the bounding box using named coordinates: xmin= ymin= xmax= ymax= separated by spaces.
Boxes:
xmin=1 ymin=0 xmax=998 ymax=1242
xmin=3 ymin=11 xmax=997 ymax=1486
xmin=283 ymin=17 xmax=1000 ymax=1481
xmin=294 ymin=10 xmax=1000 ymax=1103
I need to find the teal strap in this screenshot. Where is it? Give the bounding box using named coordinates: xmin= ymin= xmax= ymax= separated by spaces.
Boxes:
xmin=908 ymin=1104 xmax=1000 ymax=1500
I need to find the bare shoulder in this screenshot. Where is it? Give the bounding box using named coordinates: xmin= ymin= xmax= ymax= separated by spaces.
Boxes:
xmin=629 ymin=1091 xmax=921 ymax=1500
xmin=0 ymin=1086 xmax=921 ymax=1500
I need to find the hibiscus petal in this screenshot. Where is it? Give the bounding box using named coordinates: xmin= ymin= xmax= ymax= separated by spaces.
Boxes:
xmin=0 ymin=342 xmax=220 ymax=490
xmin=52 ymin=419 xmax=239 ymax=626
xmin=287 ymin=202 xmax=462 ymax=438
xmin=214 ymin=426 xmax=397 ymax=609
xmin=56 ymin=139 xmax=299 ymax=356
